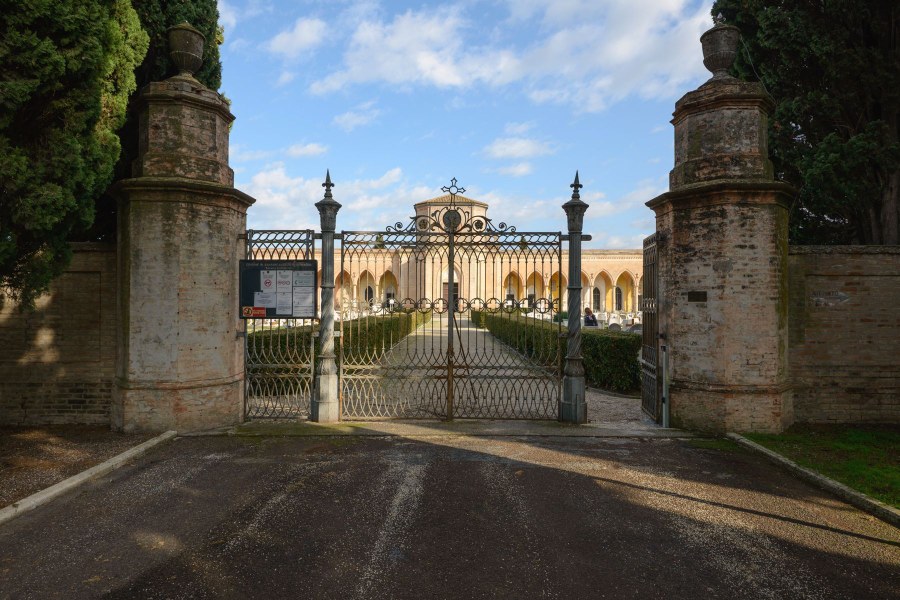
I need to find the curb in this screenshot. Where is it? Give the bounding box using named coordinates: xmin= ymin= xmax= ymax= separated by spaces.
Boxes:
xmin=727 ymin=433 xmax=900 ymax=529
xmin=0 ymin=430 xmax=177 ymax=527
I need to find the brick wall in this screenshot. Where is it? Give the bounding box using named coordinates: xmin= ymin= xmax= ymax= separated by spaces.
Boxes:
xmin=0 ymin=244 xmax=116 ymax=425
xmin=789 ymin=246 xmax=900 ymax=424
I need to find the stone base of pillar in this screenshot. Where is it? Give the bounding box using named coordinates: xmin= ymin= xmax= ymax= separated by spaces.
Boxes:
xmin=671 ymin=382 xmax=793 ymax=433
xmin=311 ymin=371 xmax=340 ymax=422
xmin=559 ymin=376 xmax=587 ymax=423
xmin=113 ymin=377 xmax=243 ymax=432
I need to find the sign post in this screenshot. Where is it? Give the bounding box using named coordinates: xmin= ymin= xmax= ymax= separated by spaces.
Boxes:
xmin=239 ymin=259 xmax=317 ymax=319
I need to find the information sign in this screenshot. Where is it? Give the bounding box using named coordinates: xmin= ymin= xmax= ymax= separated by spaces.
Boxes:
xmin=239 ymin=259 xmax=318 ymax=319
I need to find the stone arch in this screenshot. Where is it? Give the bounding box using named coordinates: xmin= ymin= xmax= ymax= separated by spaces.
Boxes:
xmin=525 ymin=271 xmax=545 ymax=306
xmin=615 ymin=271 xmax=636 ymax=312
xmin=502 ymin=272 xmax=523 ymax=301
xmin=580 ymin=271 xmax=591 ymax=312
xmin=335 ymin=270 xmax=353 ymax=308
xmin=593 ymin=271 xmax=613 ymax=313
xmin=357 ymin=270 xmax=377 ymax=306
xmin=549 ymin=272 xmax=567 ymax=306
xmin=379 ymin=271 xmax=399 ymax=305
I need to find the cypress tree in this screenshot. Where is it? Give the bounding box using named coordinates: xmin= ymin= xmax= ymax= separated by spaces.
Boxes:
xmin=0 ymin=0 xmax=148 ymax=307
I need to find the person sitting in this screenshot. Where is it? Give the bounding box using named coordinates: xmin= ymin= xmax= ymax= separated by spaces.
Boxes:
xmin=584 ymin=307 xmax=598 ymax=327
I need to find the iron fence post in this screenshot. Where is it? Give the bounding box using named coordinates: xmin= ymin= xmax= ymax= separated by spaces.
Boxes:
xmin=312 ymin=171 xmax=341 ymax=422
xmin=560 ymin=172 xmax=588 ymax=424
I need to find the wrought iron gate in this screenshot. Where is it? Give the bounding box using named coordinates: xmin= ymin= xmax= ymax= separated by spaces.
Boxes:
xmin=640 ymin=232 xmax=660 ymax=421
xmin=339 ymin=191 xmax=564 ymax=419
xmin=244 ymin=230 xmax=316 ymax=418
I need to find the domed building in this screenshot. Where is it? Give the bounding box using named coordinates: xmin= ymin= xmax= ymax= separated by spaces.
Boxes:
xmin=310 ymin=193 xmax=643 ymax=325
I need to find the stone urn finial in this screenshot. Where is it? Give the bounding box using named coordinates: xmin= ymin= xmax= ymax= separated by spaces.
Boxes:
xmin=168 ymin=22 xmax=205 ymax=77
xmin=700 ymin=20 xmax=740 ymax=80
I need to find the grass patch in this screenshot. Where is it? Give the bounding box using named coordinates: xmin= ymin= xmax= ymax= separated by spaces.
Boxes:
xmin=745 ymin=425 xmax=900 ymax=508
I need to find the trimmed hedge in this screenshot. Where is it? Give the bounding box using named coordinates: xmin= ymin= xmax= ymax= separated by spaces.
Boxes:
xmin=340 ymin=311 xmax=431 ymax=362
xmin=582 ymin=328 xmax=641 ymax=393
xmin=471 ymin=310 xmax=561 ymax=368
xmin=472 ymin=310 xmax=641 ymax=392
xmin=247 ymin=311 xmax=431 ymax=364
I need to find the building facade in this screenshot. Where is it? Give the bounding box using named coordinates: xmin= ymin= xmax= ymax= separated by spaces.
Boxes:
xmin=309 ymin=194 xmax=643 ymax=324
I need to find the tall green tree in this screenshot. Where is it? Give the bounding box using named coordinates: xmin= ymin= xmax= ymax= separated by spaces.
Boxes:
xmin=0 ymin=0 xmax=148 ymax=307
xmin=712 ymin=0 xmax=900 ymax=244
xmin=86 ymin=0 xmax=224 ymax=239
xmin=131 ymin=0 xmax=222 ymax=91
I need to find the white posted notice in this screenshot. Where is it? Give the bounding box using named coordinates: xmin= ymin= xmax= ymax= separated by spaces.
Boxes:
xmin=253 ymin=292 xmax=276 ymax=308
xmin=276 ymin=292 xmax=293 ymax=315
xmin=260 ymin=270 xmax=276 ymax=292
xmin=276 ymin=270 xmax=293 ymax=291
xmin=292 ymin=287 xmax=315 ymax=318
xmin=293 ymin=270 xmax=314 ymax=287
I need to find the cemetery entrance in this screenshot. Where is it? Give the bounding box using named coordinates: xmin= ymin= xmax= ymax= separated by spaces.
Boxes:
xmin=339 ymin=195 xmax=564 ymax=419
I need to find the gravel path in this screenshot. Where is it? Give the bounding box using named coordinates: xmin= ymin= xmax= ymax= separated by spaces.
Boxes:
xmin=0 ymin=434 xmax=896 ymax=599
xmin=343 ymin=316 xmax=562 ymax=419
xmin=0 ymin=426 xmax=154 ymax=508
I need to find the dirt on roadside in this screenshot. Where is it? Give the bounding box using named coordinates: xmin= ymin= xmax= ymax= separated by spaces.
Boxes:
xmin=0 ymin=426 xmax=154 ymax=507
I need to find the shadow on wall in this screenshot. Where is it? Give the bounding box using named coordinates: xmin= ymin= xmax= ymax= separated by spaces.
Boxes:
xmin=0 ymin=243 xmax=116 ymax=425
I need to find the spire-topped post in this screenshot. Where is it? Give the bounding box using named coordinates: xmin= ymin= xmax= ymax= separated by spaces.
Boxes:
xmin=560 ymin=171 xmax=589 ymax=424
xmin=312 ymin=170 xmax=342 ymax=422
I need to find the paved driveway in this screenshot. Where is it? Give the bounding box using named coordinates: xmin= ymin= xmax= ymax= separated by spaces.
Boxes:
xmin=0 ymin=432 xmax=897 ymax=599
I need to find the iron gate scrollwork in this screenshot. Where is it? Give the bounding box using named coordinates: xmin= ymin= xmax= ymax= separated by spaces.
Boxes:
xmin=339 ymin=190 xmax=564 ymax=419
xmin=640 ymin=232 xmax=660 ymax=421
xmin=244 ymin=229 xmax=316 ymax=418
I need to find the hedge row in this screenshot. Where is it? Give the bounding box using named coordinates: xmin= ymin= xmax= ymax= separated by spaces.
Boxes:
xmin=247 ymin=311 xmax=431 ymax=364
xmin=471 ymin=310 xmax=561 ymax=368
xmin=472 ymin=311 xmax=641 ymax=392
xmin=340 ymin=311 xmax=431 ymax=362
xmin=581 ymin=327 xmax=642 ymax=393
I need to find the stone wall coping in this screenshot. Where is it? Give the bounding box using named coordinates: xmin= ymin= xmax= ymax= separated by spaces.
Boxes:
xmin=113 ymin=177 xmax=256 ymax=211
xmin=789 ymin=245 xmax=900 ymax=255
xmin=673 ymin=79 xmax=774 ymax=121
xmin=647 ymin=179 xmax=795 ymax=212
xmin=136 ymin=77 xmax=234 ymax=123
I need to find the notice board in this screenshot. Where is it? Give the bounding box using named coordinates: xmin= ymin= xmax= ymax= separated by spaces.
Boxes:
xmin=239 ymin=259 xmax=318 ymax=319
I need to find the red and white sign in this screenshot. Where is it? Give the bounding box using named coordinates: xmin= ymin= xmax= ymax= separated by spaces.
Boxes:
xmin=242 ymin=306 xmax=266 ymax=318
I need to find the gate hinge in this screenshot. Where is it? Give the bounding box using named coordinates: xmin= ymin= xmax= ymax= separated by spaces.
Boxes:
xmin=236 ymin=331 xmax=246 ymax=338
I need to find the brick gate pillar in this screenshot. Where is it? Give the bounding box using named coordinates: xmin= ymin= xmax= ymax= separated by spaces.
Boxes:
xmin=646 ymin=21 xmax=794 ymax=433
xmin=112 ymin=24 xmax=254 ymax=432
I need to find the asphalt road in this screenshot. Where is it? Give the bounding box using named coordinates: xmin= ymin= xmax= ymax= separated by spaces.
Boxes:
xmin=0 ymin=433 xmax=897 ymax=599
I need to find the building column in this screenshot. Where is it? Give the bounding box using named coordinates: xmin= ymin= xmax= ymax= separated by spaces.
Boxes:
xmin=646 ymin=21 xmax=794 ymax=433
xmin=112 ymin=24 xmax=254 ymax=432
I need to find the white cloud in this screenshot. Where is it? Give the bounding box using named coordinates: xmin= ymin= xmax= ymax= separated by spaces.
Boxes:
xmin=240 ymin=165 xmax=428 ymax=231
xmin=311 ymin=8 xmax=521 ymax=94
xmin=287 ymin=143 xmax=328 ymax=157
xmin=266 ymin=18 xmax=327 ymax=59
xmin=276 ymin=71 xmax=295 ymax=86
xmin=504 ymin=121 xmax=535 ymax=135
xmin=483 ymin=137 xmax=554 ymax=159
xmin=231 ymin=144 xmax=274 ymax=162
xmin=311 ymin=1 xmax=711 ymax=112
xmin=333 ymin=101 xmax=381 ymax=131
xmin=496 ymin=162 xmax=533 ymax=177
xmin=218 ymin=0 xmax=237 ymax=32
xmin=218 ymin=0 xmax=272 ymax=36
xmin=602 ymin=233 xmax=648 ymax=249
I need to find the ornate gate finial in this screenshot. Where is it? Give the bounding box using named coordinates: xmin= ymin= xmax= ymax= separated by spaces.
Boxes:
xmin=322 ymin=169 xmax=335 ymax=197
xmin=441 ymin=177 xmax=466 ymax=206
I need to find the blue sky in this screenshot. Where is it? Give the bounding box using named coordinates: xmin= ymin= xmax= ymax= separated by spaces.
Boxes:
xmin=218 ymin=0 xmax=715 ymax=248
